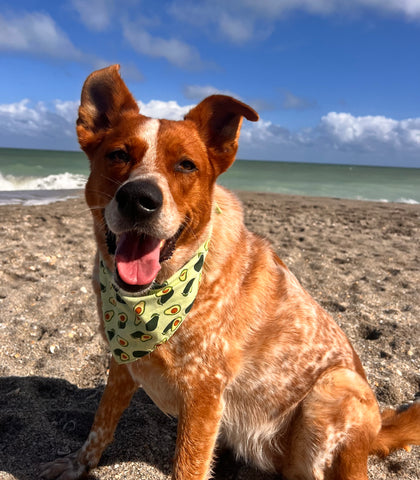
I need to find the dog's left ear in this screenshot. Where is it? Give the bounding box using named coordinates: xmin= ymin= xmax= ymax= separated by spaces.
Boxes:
xmin=185 ymin=95 xmax=259 ymax=175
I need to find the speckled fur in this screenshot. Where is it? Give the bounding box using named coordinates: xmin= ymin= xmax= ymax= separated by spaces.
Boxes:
xmin=41 ymin=65 xmax=420 ymax=480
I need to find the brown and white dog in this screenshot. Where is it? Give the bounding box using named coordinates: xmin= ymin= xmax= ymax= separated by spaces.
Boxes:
xmin=41 ymin=65 xmax=420 ymax=480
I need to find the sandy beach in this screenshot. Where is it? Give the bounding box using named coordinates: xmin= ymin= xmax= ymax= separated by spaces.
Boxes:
xmin=0 ymin=191 xmax=419 ymax=480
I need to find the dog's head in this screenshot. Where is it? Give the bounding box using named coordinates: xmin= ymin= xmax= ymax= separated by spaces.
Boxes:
xmin=77 ymin=65 xmax=258 ymax=293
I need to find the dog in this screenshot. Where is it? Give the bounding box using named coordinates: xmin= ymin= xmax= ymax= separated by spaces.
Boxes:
xmin=41 ymin=65 xmax=420 ymax=480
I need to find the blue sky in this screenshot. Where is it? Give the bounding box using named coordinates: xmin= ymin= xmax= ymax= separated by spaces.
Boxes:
xmin=0 ymin=0 xmax=420 ymax=167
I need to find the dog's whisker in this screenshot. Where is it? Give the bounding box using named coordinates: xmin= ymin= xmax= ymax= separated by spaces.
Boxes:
xmin=100 ymin=174 xmax=124 ymax=188
xmin=84 ymin=188 xmax=114 ymax=201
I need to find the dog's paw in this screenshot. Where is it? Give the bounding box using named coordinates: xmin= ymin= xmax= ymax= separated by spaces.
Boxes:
xmin=40 ymin=452 xmax=88 ymax=480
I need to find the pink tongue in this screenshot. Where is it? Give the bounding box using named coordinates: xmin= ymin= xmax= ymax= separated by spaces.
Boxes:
xmin=115 ymin=232 xmax=162 ymax=286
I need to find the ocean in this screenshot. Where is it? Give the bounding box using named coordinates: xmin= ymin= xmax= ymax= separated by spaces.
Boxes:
xmin=0 ymin=147 xmax=419 ymax=206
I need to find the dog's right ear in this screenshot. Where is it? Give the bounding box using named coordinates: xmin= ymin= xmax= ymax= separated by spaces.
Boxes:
xmin=77 ymin=65 xmax=139 ymax=149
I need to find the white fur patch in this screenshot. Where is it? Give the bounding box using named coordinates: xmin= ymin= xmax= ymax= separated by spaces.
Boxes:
xmin=138 ymin=118 xmax=160 ymax=169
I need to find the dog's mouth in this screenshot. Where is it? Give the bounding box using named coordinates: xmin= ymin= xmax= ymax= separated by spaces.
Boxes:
xmin=105 ymin=225 xmax=184 ymax=293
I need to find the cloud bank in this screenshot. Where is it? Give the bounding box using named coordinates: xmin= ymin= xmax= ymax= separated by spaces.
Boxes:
xmin=0 ymin=98 xmax=418 ymax=166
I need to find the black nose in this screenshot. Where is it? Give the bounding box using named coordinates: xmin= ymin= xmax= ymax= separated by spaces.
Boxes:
xmin=116 ymin=180 xmax=163 ymax=221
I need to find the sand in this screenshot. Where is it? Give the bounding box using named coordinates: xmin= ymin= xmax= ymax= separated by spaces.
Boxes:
xmin=0 ymin=191 xmax=419 ymax=480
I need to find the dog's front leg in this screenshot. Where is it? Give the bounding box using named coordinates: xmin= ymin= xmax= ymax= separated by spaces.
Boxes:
xmin=173 ymin=388 xmax=224 ymax=480
xmin=41 ymin=358 xmax=138 ymax=480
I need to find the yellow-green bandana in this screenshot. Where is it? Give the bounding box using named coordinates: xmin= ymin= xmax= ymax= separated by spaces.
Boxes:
xmin=99 ymin=238 xmax=210 ymax=364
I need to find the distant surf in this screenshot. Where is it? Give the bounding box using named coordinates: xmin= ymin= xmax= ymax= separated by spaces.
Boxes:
xmin=0 ymin=147 xmax=419 ymax=206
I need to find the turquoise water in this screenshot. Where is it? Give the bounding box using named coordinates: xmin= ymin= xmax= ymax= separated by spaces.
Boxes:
xmin=0 ymin=147 xmax=419 ymax=205
xmin=219 ymin=160 xmax=420 ymax=203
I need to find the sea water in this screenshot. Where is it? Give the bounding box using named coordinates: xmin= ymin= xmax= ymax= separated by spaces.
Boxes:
xmin=0 ymin=147 xmax=419 ymax=206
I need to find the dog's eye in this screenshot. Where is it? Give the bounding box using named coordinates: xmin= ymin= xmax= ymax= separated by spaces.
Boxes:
xmin=107 ymin=149 xmax=130 ymax=163
xmin=175 ymin=159 xmax=198 ymax=173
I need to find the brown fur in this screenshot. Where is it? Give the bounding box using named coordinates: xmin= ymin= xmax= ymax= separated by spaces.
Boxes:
xmin=41 ymin=65 xmax=420 ymax=480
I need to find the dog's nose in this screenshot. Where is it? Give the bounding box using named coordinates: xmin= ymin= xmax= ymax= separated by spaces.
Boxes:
xmin=116 ymin=180 xmax=163 ymax=220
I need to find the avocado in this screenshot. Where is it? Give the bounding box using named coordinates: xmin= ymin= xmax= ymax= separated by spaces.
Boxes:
xmin=131 ymin=331 xmax=152 ymax=342
xmin=104 ymin=310 xmax=114 ymax=322
xmin=163 ymin=317 xmax=182 ymax=334
xmin=114 ymin=349 xmax=129 ymax=362
xmin=133 ymin=350 xmax=149 ymax=358
xmin=109 ymin=297 xmax=117 ymax=306
xmin=194 ymin=254 xmax=204 ymax=272
xmin=134 ymin=300 xmax=145 ymax=316
xmin=182 ymin=278 xmax=195 ymax=296
xmin=157 ymin=289 xmax=174 ymax=305
xmin=179 ymin=269 xmax=188 ymax=281
xmin=107 ymin=329 xmax=115 ymax=341
xmin=164 ymin=304 xmax=181 ymax=316
xmin=156 ymin=286 xmax=172 ymax=297
xmin=117 ymin=335 xmax=128 ymax=347
xmin=118 ymin=313 xmax=128 ymax=329
xmin=146 ymin=314 xmax=159 ymax=331
xmin=131 ymin=330 xmax=146 ymax=339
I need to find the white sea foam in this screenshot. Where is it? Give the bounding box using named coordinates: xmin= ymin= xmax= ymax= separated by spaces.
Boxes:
xmin=0 ymin=172 xmax=87 ymax=191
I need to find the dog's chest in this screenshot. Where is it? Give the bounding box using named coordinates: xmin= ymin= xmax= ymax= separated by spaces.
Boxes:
xmin=127 ymin=358 xmax=180 ymax=416
xmin=126 ymin=318 xmax=232 ymax=416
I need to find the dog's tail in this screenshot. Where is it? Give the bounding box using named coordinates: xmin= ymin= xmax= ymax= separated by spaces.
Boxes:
xmin=369 ymin=401 xmax=420 ymax=456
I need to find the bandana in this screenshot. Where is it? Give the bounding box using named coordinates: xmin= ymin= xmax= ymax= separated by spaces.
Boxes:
xmin=99 ymin=237 xmax=210 ymax=364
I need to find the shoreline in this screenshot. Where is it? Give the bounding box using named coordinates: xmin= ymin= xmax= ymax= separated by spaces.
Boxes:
xmin=1 ymin=193 xmax=419 ymax=479
xmin=0 ymin=187 xmax=419 ymax=207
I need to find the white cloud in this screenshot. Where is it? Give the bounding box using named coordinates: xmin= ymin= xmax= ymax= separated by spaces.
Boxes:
xmin=71 ymin=0 xmax=115 ymax=31
xmin=170 ymin=0 xmax=420 ymax=45
xmin=240 ymin=111 xmax=420 ymax=160
xmin=122 ymin=20 xmax=205 ymax=69
xmin=0 ymin=11 xmax=106 ymax=66
xmin=0 ymin=99 xmax=78 ymax=150
xmin=318 ymin=112 xmax=420 ymax=150
xmin=53 ymin=100 xmax=80 ymax=121
xmin=138 ymin=100 xmax=194 ymax=120
xmin=1 ymin=96 xmax=419 ymax=166
xmin=218 ymin=13 xmax=255 ymax=44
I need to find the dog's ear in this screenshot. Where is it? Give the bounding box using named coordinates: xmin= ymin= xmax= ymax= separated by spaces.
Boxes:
xmin=185 ymin=95 xmax=259 ymax=175
xmin=77 ymin=65 xmax=139 ymax=149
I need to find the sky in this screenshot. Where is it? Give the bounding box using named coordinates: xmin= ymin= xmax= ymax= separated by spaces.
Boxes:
xmin=0 ymin=0 xmax=420 ymax=167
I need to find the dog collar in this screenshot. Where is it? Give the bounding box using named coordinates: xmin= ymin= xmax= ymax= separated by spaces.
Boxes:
xmin=99 ymin=237 xmax=210 ymax=364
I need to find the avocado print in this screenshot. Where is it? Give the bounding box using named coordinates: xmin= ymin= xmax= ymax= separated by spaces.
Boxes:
xmin=134 ymin=300 xmax=145 ymax=316
xmin=133 ymin=350 xmax=149 ymax=358
xmin=109 ymin=297 xmax=117 ymax=307
xmin=107 ymin=329 xmax=115 ymax=341
xmin=182 ymin=278 xmax=195 ymax=296
xmin=114 ymin=349 xmax=130 ymax=362
xmin=194 ymin=254 xmax=204 ymax=272
xmin=164 ymin=304 xmax=181 ymax=316
xmin=116 ymin=336 xmax=129 ymax=347
xmin=99 ymin=233 xmax=210 ymax=365
xmin=118 ymin=312 xmax=128 ymax=329
xmin=131 ymin=331 xmax=153 ymax=342
xmin=146 ymin=314 xmax=159 ymax=331
xmin=156 ymin=286 xmax=174 ymax=305
xmin=163 ymin=317 xmax=182 ymax=334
